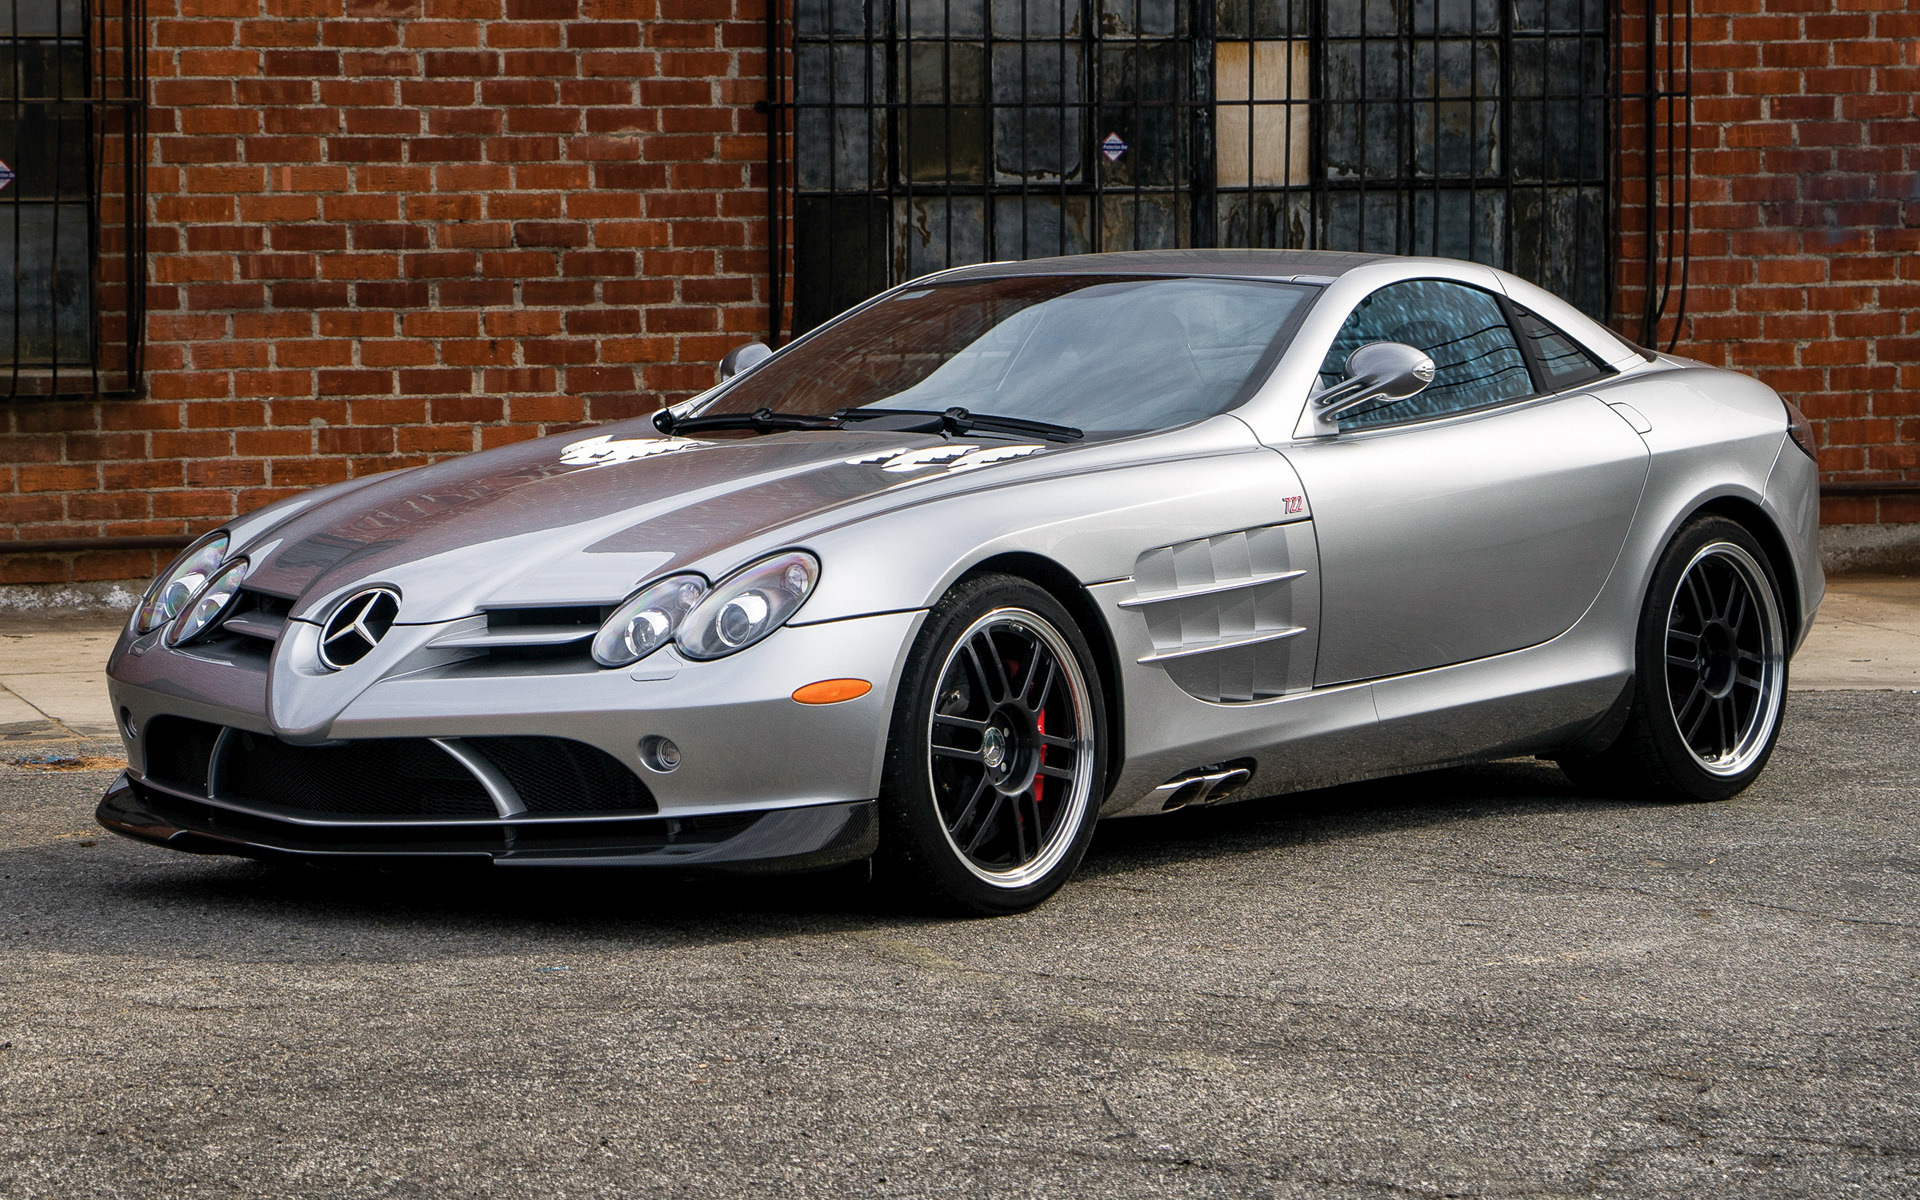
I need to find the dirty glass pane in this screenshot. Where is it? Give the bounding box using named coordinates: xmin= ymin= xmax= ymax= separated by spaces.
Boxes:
xmin=1509 ymin=186 xmax=1607 ymax=318
xmin=0 ymin=202 xmax=89 ymax=364
xmin=0 ymin=0 xmax=83 ymax=38
xmin=991 ymin=0 xmax=1084 ymax=38
xmin=0 ymin=0 xmax=92 ymax=368
xmin=1101 ymin=192 xmax=1186 ymax=250
xmin=1408 ymin=187 xmax=1505 ymax=267
xmin=0 ymin=105 xmax=85 ymax=198
xmin=1249 ymin=0 xmax=1311 ymax=37
xmin=794 ymin=44 xmax=888 ymax=191
xmin=992 ymin=42 xmax=1085 ymax=183
xmin=1323 ymin=39 xmax=1404 ymax=180
xmin=1325 ymin=0 xmax=1400 ymax=38
xmin=993 ymin=193 xmax=1093 ymax=259
xmin=1511 ymin=0 xmax=1606 ymax=33
xmin=902 ymin=42 xmax=988 ymax=183
xmin=895 ymin=0 xmax=985 ymax=40
xmin=795 ymin=0 xmax=883 ymax=37
xmin=1410 ymin=40 xmax=1501 ymax=177
xmin=1409 ymin=0 xmax=1500 ymax=35
xmin=895 ymin=194 xmax=989 ymax=278
xmin=1100 ymin=0 xmax=1182 ymax=38
xmin=1217 ymin=190 xmax=1312 ymax=248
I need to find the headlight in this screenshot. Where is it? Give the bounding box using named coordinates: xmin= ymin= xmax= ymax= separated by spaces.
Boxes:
xmin=134 ymin=532 xmax=230 ymax=634
xmin=677 ymin=551 xmax=820 ymax=660
xmin=167 ymin=558 xmax=249 ymax=646
xmin=592 ymin=574 xmax=708 ymax=667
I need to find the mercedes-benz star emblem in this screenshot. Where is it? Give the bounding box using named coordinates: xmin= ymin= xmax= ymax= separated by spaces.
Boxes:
xmin=319 ymin=587 xmax=401 ymax=670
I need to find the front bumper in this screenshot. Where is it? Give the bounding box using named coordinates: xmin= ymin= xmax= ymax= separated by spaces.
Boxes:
xmin=97 ymin=772 xmax=876 ymax=871
xmin=107 ymin=610 xmax=924 ymax=819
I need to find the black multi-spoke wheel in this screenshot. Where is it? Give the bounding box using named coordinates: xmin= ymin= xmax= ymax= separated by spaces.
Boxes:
xmin=878 ymin=574 xmax=1105 ymax=914
xmin=1559 ymin=516 xmax=1789 ymax=802
xmin=1662 ymin=540 xmax=1785 ymax=775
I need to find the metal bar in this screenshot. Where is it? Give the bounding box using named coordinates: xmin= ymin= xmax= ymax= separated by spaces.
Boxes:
xmin=1 ymin=535 xmax=193 ymax=555
xmin=1817 ymin=483 xmax=1920 ymax=497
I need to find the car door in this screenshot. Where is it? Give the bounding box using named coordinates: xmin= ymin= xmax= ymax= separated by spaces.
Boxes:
xmin=1280 ymin=278 xmax=1650 ymax=686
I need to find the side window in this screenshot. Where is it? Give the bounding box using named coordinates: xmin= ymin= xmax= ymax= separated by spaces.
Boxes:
xmin=1513 ymin=305 xmax=1611 ymax=391
xmin=1318 ymin=280 xmax=1533 ymax=429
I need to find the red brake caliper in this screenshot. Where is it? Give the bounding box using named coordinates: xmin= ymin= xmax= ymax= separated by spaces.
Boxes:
xmin=1008 ymin=655 xmax=1046 ymax=816
xmin=1033 ymin=707 xmax=1046 ymax=807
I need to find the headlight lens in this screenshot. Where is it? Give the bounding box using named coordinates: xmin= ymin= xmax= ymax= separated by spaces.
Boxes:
xmin=167 ymin=558 xmax=249 ymax=646
xmin=592 ymin=574 xmax=708 ymax=667
xmin=677 ymin=551 xmax=820 ymax=660
xmin=134 ymin=532 xmax=230 ymax=634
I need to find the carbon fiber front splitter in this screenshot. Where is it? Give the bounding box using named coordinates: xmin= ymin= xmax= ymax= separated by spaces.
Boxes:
xmin=96 ymin=773 xmax=877 ymax=873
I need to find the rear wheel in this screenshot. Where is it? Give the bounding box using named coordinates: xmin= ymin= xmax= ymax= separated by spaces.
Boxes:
xmin=876 ymin=574 xmax=1105 ymax=915
xmin=1560 ymin=515 xmax=1789 ymax=801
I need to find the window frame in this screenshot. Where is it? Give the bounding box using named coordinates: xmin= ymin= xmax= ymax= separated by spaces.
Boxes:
xmin=0 ymin=0 xmax=147 ymax=402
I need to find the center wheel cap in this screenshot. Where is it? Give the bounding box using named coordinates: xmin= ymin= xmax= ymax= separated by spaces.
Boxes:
xmin=980 ymin=726 xmax=1008 ymax=771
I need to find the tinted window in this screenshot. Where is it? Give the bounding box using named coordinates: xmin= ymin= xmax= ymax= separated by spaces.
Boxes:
xmin=1319 ymin=280 xmax=1533 ymax=429
xmin=1514 ymin=305 xmax=1610 ymax=391
xmin=714 ymin=275 xmax=1316 ymax=435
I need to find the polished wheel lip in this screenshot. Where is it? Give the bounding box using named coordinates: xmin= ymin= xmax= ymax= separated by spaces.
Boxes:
xmin=926 ymin=606 xmax=1095 ymax=890
xmin=1663 ymin=540 xmax=1786 ymax=778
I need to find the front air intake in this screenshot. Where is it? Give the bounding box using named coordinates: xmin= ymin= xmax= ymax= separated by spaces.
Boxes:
xmin=132 ymin=724 xmax=658 ymax=822
xmin=220 ymin=733 xmax=499 ymax=820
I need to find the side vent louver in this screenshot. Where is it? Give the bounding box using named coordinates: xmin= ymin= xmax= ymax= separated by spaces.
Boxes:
xmin=1125 ymin=523 xmax=1317 ymax=703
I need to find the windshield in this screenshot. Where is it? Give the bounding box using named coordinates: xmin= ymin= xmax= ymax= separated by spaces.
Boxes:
xmin=706 ymin=275 xmax=1317 ymax=435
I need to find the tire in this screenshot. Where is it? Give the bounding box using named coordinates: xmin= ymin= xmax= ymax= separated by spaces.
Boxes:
xmin=1559 ymin=515 xmax=1790 ymax=802
xmin=875 ymin=573 xmax=1108 ymax=915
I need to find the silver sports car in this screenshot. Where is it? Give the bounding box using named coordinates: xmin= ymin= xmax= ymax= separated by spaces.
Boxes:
xmin=98 ymin=249 xmax=1823 ymax=914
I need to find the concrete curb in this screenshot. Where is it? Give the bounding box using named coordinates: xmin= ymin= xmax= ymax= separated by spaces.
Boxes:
xmin=1818 ymin=523 xmax=1920 ymax=575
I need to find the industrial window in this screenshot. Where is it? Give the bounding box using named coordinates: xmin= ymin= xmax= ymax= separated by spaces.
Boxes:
xmin=0 ymin=0 xmax=145 ymax=398
xmin=772 ymin=0 xmax=1611 ymax=336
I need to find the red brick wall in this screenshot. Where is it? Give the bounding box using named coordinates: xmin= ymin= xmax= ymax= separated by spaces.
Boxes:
xmin=1 ymin=0 xmax=771 ymax=586
xmin=1616 ymin=0 xmax=1919 ymax=525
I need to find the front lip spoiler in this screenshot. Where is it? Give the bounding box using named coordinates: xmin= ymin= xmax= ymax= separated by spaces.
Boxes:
xmin=96 ymin=773 xmax=877 ymax=873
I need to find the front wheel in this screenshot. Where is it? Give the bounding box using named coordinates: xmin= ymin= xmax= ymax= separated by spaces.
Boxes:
xmin=876 ymin=574 xmax=1107 ymax=915
xmin=1560 ymin=515 xmax=1790 ymax=802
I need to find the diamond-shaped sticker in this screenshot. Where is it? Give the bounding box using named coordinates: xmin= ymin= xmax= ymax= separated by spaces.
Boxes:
xmin=0 ymin=161 xmax=13 ymax=191
xmin=1101 ymin=133 xmax=1127 ymax=162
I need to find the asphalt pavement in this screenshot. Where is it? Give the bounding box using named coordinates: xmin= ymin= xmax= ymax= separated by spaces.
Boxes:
xmin=2 ymin=690 xmax=1916 ymax=1198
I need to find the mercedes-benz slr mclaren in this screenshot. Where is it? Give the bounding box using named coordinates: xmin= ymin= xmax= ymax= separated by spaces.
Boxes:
xmin=97 ymin=249 xmax=1824 ymax=914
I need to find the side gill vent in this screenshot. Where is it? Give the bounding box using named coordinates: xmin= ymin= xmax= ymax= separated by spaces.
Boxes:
xmin=1124 ymin=523 xmax=1314 ymax=703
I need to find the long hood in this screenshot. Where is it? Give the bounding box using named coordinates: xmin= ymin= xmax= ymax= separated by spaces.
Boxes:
xmin=238 ymin=419 xmax=1075 ymax=623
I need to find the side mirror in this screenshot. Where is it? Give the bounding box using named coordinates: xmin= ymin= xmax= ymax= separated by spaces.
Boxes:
xmin=719 ymin=341 xmax=774 ymax=381
xmin=1306 ymin=341 xmax=1436 ymax=428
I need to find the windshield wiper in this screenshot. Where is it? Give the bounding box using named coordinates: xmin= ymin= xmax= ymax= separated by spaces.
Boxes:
xmin=655 ymin=408 xmax=842 ymax=436
xmin=836 ymin=407 xmax=1083 ymax=442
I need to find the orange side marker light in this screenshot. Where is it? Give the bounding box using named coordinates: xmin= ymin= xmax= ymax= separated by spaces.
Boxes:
xmin=792 ymin=678 xmax=873 ymax=705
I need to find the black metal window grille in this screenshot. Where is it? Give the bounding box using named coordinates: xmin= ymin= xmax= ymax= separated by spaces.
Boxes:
xmin=769 ymin=0 xmax=1614 ymax=337
xmin=0 ymin=0 xmax=144 ymax=399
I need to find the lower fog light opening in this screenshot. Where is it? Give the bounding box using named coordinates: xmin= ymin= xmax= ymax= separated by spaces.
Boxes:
xmin=638 ymin=735 xmax=681 ymax=773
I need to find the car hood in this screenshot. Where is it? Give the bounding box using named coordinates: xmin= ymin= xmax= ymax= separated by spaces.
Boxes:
xmin=238 ymin=419 xmax=1076 ymax=623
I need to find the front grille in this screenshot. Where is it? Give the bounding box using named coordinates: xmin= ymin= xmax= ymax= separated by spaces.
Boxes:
xmin=221 ymin=733 xmax=498 ymax=820
xmin=468 ymin=737 xmax=657 ymax=815
xmin=144 ymin=716 xmax=223 ymax=793
xmin=134 ymin=721 xmax=657 ymax=822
